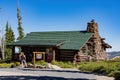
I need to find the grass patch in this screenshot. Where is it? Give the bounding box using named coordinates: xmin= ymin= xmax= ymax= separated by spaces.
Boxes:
xmin=78 ymin=59 xmax=120 ymax=79
xmin=0 ymin=62 xmax=20 ymax=68
xmin=0 ymin=63 xmax=12 ymax=68
xmin=51 ymin=60 xmax=74 ymax=68
xmin=35 ymin=60 xmax=48 ymax=66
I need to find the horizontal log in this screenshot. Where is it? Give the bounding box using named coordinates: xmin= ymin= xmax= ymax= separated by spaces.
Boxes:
xmin=60 ymin=55 xmax=74 ymax=58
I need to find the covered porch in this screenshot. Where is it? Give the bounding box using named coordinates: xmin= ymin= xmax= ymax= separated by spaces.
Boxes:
xmin=11 ymin=46 xmax=56 ymax=63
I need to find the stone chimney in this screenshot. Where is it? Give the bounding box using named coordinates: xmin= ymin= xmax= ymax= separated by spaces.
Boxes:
xmin=87 ymin=19 xmax=98 ymax=33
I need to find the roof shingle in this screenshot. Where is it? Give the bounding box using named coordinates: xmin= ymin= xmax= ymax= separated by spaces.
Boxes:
xmin=8 ymin=31 xmax=93 ymax=50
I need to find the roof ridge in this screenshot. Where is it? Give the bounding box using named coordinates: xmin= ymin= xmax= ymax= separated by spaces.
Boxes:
xmin=29 ymin=30 xmax=88 ymax=33
xmin=31 ymin=30 xmax=79 ymax=32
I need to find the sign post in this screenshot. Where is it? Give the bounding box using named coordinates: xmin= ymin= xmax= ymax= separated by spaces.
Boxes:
xmin=33 ymin=52 xmax=45 ymax=66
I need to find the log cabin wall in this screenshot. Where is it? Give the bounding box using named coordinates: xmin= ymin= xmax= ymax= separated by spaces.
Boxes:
xmin=55 ymin=49 xmax=77 ymax=62
xmin=73 ymin=44 xmax=89 ymax=63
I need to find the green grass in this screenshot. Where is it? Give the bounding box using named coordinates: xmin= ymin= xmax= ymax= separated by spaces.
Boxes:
xmin=35 ymin=60 xmax=48 ymax=66
xmin=28 ymin=60 xmax=48 ymax=67
xmin=0 ymin=63 xmax=12 ymax=68
xmin=51 ymin=60 xmax=75 ymax=68
xmin=0 ymin=60 xmax=20 ymax=68
xmin=0 ymin=62 xmax=20 ymax=68
xmin=78 ymin=59 xmax=120 ymax=80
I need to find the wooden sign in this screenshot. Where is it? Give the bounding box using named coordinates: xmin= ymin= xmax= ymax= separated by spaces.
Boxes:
xmin=36 ymin=54 xmax=42 ymax=59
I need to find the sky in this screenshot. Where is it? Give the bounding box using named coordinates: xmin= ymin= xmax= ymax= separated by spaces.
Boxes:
xmin=0 ymin=0 xmax=120 ymax=52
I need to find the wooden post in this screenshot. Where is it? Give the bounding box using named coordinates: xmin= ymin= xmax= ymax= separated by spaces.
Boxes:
xmin=33 ymin=52 xmax=36 ymax=65
xmin=33 ymin=52 xmax=46 ymax=65
xmin=12 ymin=46 xmax=15 ymax=61
xmin=53 ymin=49 xmax=55 ymax=60
xmin=43 ymin=53 xmax=45 ymax=61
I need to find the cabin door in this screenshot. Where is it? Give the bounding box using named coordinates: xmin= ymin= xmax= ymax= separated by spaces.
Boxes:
xmin=46 ymin=48 xmax=53 ymax=62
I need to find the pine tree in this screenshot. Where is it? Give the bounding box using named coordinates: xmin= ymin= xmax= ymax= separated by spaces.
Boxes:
xmin=5 ymin=22 xmax=15 ymax=59
xmin=9 ymin=26 xmax=15 ymax=42
xmin=5 ymin=21 xmax=9 ymax=43
xmin=5 ymin=22 xmax=15 ymax=44
xmin=17 ymin=7 xmax=24 ymax=40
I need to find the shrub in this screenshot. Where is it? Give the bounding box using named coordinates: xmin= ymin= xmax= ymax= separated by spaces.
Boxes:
xmin=0 ymin=59 xmax=11 ymax=63
xmin=78 ymin=60 xmax=120 ymax=79
xmin=61 ymin=61 xmax=74 ymax=68
xmin=35 ymin=60 xmax=48 ymax=66
xmin=51 ymin=60 xmax=58 ymax=65
xmin=92 ymin=66 xmax=104 ymax=73
xmin=108 ymin=71 xmax=116 ymax=77
xmin=113 ymin=71 xmax=120 ymax=80
xmin=0 ymin=63 xmax=13 ymax=68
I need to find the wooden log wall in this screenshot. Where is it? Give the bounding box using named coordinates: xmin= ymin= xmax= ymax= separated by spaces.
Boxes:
xmin=56 ymin=50 xmax=76 ymax=62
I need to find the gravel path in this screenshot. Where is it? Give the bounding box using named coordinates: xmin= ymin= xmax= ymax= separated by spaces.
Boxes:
xmin=0 ymin=68 xmax=114 ymax=80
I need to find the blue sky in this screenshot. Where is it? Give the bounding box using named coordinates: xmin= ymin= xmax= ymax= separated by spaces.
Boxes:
xmin=0 ymin=0 xmax=120 ymax=52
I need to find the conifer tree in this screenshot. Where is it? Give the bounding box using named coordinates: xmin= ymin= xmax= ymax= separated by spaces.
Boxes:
xmin=5 ymin=21 xmax=9 ymax=43
xmin=5 ymin=22 xmax=15 ymax=59
xmin=5 ymin=22 xmax=15 ymax=44
xmin=17 ymin=7 xmax=24 ymax=40
xmin=9 ymin=26 xmax=15 ymax=42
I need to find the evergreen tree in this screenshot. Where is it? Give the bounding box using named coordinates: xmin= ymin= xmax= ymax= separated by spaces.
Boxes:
xmin=8 ymin=26 xmax=15 ymax=42
xmin=5 ymin=22 xmax=15 ymax=59
xmin=5 ymin=22 xmax=15 ymax=44
xmin=17 ymin=7 xmax=24 ymax=40
xmin=5 ymin=21 xmax=9 ymax=43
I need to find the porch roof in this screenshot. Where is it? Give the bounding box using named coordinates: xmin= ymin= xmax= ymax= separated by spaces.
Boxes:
xmin=8 ymin=31 xmax=93 ymax=50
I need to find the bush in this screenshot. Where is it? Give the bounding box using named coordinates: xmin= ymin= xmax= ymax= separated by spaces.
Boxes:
xmin=113 ymin=71 xmax=120 ymax=80
xmin=15 ymin=62 xmax=20 ymax=66
xmin=78 ymin=60 xmax=120 ymax=79
xmin=51 ymin=60 xmax=58 ymax=65
xmin=92 ymin=66 xmax=104 ymax=73
xmin=0 ymin=59 xmax=12 ymax=63
xmin=35 ymin=60 xmax=48 ymax=66
xmin=79 ymin=62 xmax=104 ymax=72
xmin=0 ymin=63 xmax=13 ymax=68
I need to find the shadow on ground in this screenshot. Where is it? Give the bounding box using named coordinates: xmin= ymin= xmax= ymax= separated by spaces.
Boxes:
xmin=0 ymin=76 xmax=95 ymax=80
xmin=21 ymin=68 xmax=93 ymax=74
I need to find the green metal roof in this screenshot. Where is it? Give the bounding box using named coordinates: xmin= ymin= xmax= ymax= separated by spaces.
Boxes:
xmin=8 ymin=31 xmax=93 ymax=50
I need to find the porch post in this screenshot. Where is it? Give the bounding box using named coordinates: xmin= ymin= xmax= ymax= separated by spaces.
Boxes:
xmin=12 ymin=46 xmax=15 ymax=61
xmin=33 ymin=52 xmax=35 ymax=66
xmin=53 ymin=49 xmax=55 ymax=60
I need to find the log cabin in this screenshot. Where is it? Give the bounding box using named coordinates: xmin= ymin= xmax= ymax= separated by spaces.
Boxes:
xmin=8 ymin=20 xmax=111 ymax=63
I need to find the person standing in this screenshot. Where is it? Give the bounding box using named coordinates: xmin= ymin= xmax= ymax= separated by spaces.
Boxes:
xmin=19 ymin=52 xmax=27 ymax=68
